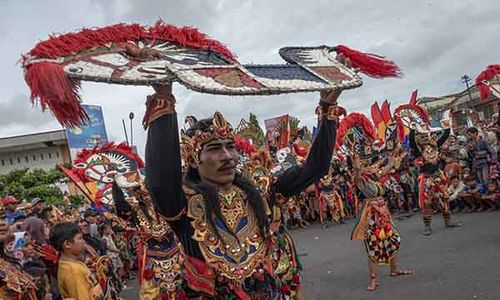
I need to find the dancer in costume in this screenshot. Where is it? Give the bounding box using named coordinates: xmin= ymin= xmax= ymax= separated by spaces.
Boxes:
xmin=390 ymin=92 xmax=461 ymax=235
xmin=336 ymin=112 xmax=411 ymax=291
xmin=113 ymin=179 xmax=185 ymax=300
xmin=20 ymin=20 xmax=403 ymax=299
xmin=316 ymin=174 xmax=345 ymax=224
xmin=143 ymin=82 xmax=345 ymax=299
xmin=409 ymin=123 xmax=461 ymax=235
xmin=62 ymin=143 xmax=186 ymax=299
xmin=350 ymin=154 xmax=412 ymax=291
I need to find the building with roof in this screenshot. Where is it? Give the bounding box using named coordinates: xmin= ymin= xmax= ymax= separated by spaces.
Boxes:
xmin=446 ymin=85 xmax=498 ymax=128
xmin=418 ymin=85 xmax=498 ymax=130
xmin=418 ymin=94 xmax=458 ymax=111
xmin=0 ymin=130 xmax=71 ymax=174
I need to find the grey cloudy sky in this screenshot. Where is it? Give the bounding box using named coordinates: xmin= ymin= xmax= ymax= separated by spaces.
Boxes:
xmin=0 ymin=0 xmax=498 ymax=156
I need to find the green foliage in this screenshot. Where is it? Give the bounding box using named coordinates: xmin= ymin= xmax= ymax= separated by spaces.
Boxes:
xmin=2 ymin=182 xmax=26 ymax=199
xmin=249 ymin=113 xmax=259 ymax=127
xmin=69 ymin=195 xmax=84 ymax=206
xmin=237 ymin=113 xmax=266 ymax=147
xmin=289 ymin=116 xmax=300 ymax=130
xmin=25 ymin=185 xmax=62 ymax=204
xmin=0 ymin=167 xmax=65 ymax=204
xmin=3 ymin=168 xmax=29 ymax=184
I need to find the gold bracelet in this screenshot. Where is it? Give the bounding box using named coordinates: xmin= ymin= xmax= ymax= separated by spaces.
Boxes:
xmin=316 ymin=105 xmax=344 ymax=121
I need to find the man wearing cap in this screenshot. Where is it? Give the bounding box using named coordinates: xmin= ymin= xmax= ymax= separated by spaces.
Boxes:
xmin=30 ymin=197 xmax=45 ymax=218
xmin=83 ymin=209 xmax=99 ymax=238
xmin=2 ymin=196 xmax=25 ymax=225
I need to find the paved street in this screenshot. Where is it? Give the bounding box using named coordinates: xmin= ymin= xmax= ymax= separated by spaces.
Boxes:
xmin=123 ymin=211 xmax=500 ymax=299
xmin=296 ymin=211 xmax=500 ymax=300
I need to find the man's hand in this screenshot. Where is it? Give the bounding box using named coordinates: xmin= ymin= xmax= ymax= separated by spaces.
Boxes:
xmin=440 ymin=119 xmax=451 ymax=129
xmin=152 ymin=83 xmax=172 ymax=97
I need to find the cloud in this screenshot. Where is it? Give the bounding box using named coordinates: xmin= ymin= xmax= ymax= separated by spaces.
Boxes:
xmin=0 ymin=94 xmax=62 ymax=137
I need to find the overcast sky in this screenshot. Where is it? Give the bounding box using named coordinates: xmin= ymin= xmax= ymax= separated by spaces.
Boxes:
xmin=1 ymin=0 xmax=498 ymax=157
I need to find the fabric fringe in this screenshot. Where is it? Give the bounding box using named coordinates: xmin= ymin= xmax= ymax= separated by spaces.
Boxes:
xmin=235 ymin=135 xmax=256 ymax=155
xmin=336 ymin=45 xmax=402 ymax=79
xmin=24 ymin=62 xmax=87 ymax=128
xmin=27 ymin=20 xmax=236 ymax=63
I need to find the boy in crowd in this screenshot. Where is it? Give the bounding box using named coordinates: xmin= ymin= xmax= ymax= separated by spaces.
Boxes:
xmin=49 ymin=222 xmax=104 ymax=300
xmin=2 ymin=196 xmax=25 ymax=225
xmin=459 ymin=175 xmax=483 ymax=212
xmin=443 ymin=152 xmax=461 ymax=181
xmin=480 ymin=179 xmax=499 ymax=211
xmin=448 ymin=177 xmax=467 ymax=212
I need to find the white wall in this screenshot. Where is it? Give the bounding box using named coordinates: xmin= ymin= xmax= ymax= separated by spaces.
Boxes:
xmin=0 ymin=146 xmax=65 ymax=174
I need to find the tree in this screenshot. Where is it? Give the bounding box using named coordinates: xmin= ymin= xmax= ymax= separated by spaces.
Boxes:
xmin=0 ymin=168 xmax=66 ymax=205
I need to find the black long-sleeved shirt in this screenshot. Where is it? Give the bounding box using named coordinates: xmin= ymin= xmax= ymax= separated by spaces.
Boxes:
xmin=409 ymin=128 xmax=450 ymax=175
xmin=145 ymin=111 xmax=337 ymax=258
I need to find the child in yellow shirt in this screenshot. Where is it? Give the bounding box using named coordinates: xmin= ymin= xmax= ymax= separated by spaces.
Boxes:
xmin=49 ymin=222 xmax=104 ymax=300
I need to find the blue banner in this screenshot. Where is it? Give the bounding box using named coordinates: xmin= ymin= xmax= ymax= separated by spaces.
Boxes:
xmin=66 ymin=105 xmax=108 ymax=156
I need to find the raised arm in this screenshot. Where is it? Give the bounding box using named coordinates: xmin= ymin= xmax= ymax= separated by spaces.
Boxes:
xmin=409 ymin=129 xmax=422 ymax=157
xmin=274 ymin=93 xmax=341 ymax=197
xmin=437 ymin=128 xmax=451 ymax=148
xmin=144 ymin=84 xmax=186 ymax=219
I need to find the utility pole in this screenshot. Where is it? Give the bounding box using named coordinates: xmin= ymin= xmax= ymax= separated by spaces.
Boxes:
xmin=122 ymin=119 xmax=129 ymax=145
xmin=461 ymin=74 xmax=477 ymax=125
xmin=461 ymin=75 xmax=474 ymax=102
xmin=129 ymin=112 xmax=135 ymax=147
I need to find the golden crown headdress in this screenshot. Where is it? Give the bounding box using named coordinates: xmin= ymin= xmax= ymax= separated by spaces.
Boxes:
xmin=181 ymin=111 xmax=235 ymax=163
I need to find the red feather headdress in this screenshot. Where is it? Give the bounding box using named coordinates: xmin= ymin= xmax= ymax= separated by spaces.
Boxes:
xmin=475 ymin=64 xmax=500 ymax=100
xmin=234 ymin=135 xmax=256 ymax=155
xmin=393 ymin=103 xmax=429 ymax=141
xmin=74 ymin=142 xmax=144 ymax=168
xmin=336 ymin=112 xmax=376 ymax=148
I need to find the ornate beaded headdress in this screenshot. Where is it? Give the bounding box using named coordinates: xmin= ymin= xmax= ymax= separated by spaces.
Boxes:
xmin=181 ymin=111 xmax=235 ymax=163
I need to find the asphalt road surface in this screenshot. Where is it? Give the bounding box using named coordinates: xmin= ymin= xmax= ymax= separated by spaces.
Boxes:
xmin=122 ymin=211 xmax=500 ymax=299
xmin=296 ymin=211 xmax=500 ymax=300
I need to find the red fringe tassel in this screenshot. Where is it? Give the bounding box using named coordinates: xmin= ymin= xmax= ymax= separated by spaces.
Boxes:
xmin=28 ymin=21 xmax=237 ymax=62
xmin=336 ymin=45 xmax=402 ymax=79
xmin=24 ymin=62 xmax=88 ymax=128
xmin=475 ymin=64 xmax=500 ymax=100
